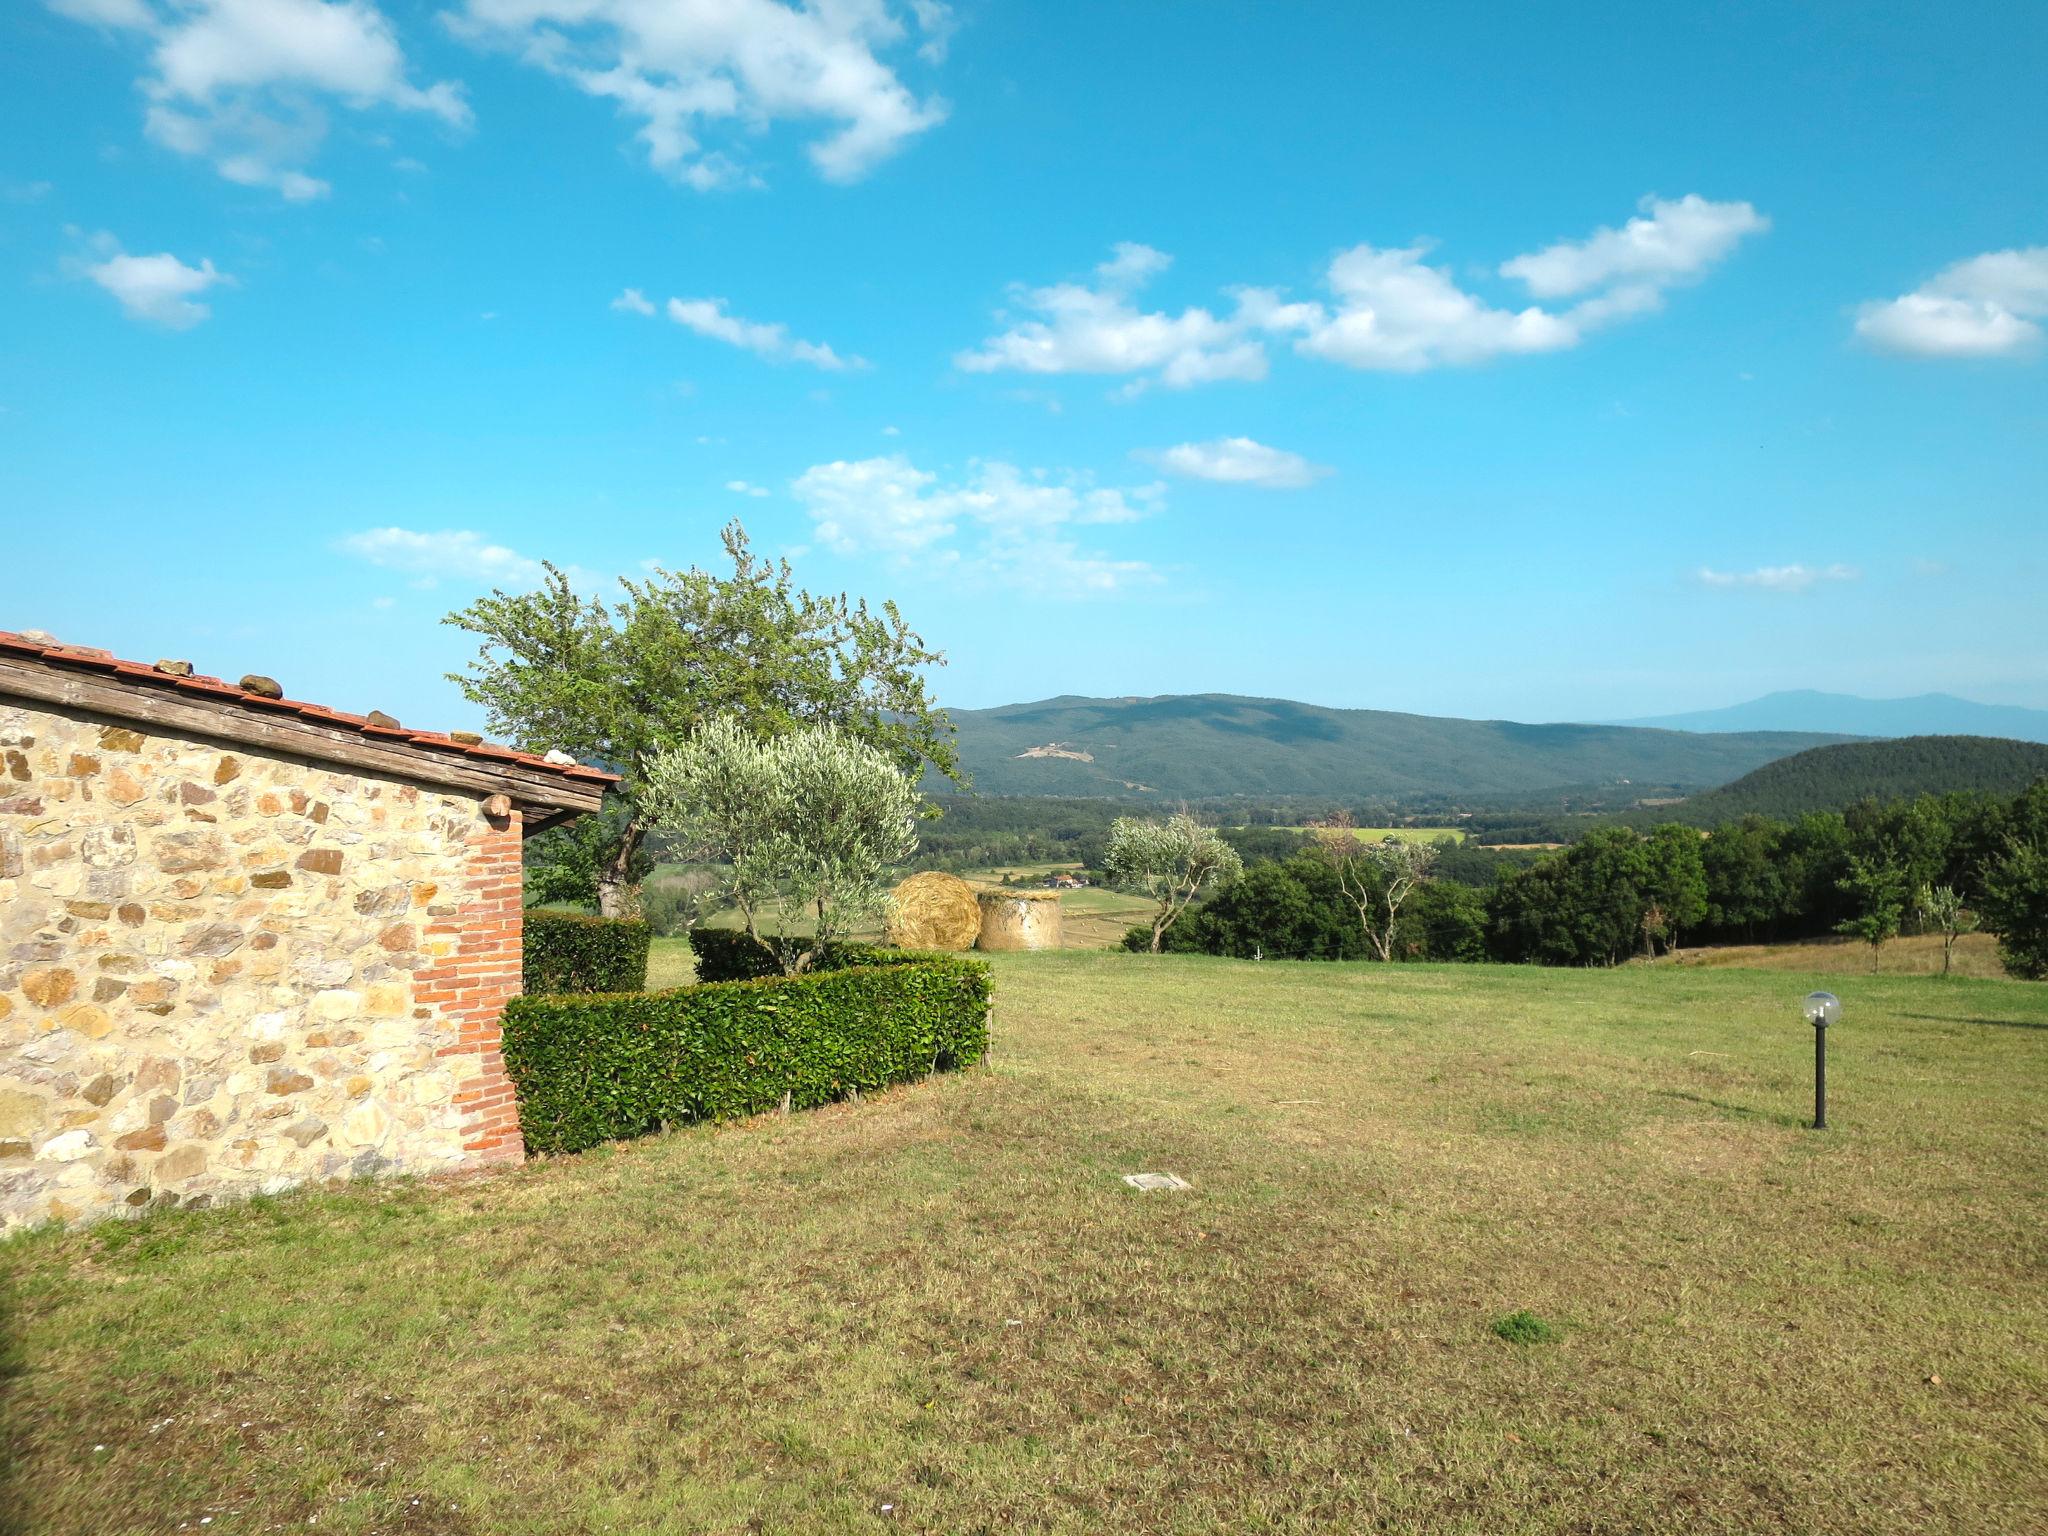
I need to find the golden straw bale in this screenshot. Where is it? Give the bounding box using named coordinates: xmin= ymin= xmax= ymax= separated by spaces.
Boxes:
xmin=886 ymin=871 xmax=984 ymax=951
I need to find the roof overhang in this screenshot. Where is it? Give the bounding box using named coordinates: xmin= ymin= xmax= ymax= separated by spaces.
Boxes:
xmin=0 ymin=643 xmax=613 ymax=827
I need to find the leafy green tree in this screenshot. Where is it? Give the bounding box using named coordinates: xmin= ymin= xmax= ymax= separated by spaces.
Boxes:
xmin=1978 ymin=785 xmax=2048 ymax=979
xmin=1702 ymin=815 xmax=1787 ymax=938
xmin=1485 ymin=828 xmax=1658 ymax=968
xmin=643 ymin=720 xmax=919 ymax=976
xmin=1105 ymin=813 xmax=1244 ymax=953
xmin=1641 ymin=824 xmax=1709 ymax=955
xmin=521 ymin=800 xmax=655 ymax=911
xmin=446 ymin=521 xmax=954 ymax=916
xmin=1979 ymin=843 xmax=2048 ymax=980
xmin=1914 ymin=884 xmax=1978 ymax=977
xmin=1835 ymin=854 xmax=1908 ymax=972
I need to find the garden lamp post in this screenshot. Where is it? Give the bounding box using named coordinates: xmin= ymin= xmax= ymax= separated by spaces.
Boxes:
xmin=1804 ymin=991 xmax=1840 ymax=1130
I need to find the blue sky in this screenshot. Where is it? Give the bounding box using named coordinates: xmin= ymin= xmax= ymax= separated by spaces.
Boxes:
xmin=3 ymin=0 xmax=2045 ymax=735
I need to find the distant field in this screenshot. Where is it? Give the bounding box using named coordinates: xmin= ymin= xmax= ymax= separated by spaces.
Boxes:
xmin=1249 ymin=825 xmax=1470 ymax=844
xmin=1656 ymin=930 xmax=2010 ymax=981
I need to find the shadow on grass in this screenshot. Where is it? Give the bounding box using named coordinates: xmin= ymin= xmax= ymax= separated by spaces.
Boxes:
xmin=1900 ymin=1012 xmax=2048 ymax=1031
xmin=1654 ymin=1089 xmax=1808 ymax=1129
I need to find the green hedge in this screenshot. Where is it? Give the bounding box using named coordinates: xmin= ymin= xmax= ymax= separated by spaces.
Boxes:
xmin=685 ymin=927 xmax=895 ymax=983
xmin=522 ymin=910 xmax=652 ymax=994
xmin=501 ymin=956 xmax=993 ymax=1154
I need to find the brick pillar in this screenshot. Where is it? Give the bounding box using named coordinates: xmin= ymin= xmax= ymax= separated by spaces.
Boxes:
xmin=439 ymin=803 xmax=527 ymax=1164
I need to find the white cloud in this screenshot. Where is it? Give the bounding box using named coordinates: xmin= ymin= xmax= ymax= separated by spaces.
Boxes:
xmin=444 ymin=0 xmax=946 ymax=189
xmin=1145 ymin=437 xmax=1329 ymax=489
xmin=1499 ymin=194 xmax=1770 ymax=300
xmin=956 ymin=243 xmax=1285 ymax=392
xmin=1696 ymin=563 xmax=1858 ymax=594
xmin=791 ymin=454 xmax=1163 ymax=596
xmin=639 ymin=295 xmax=864 ymax=370
xmin=960 ymin=200 xmax=1765 ymax=388
xmin=47 ymin=0 xmax=468 ymax=198
xmin=908 ymin=0 xmax=955 ymax=64
xmin=1854 ymin=247 xmax=2048 ymax=359
xmin=725 ymin=479 xmax=770 ymax=497
xmin=78 ymin=237 xmax=233 ymax=328
xmin=337 ymin=527 xmax=547 ymax=588
xmin=1290 ymin=243 xmax=1581 ymax=372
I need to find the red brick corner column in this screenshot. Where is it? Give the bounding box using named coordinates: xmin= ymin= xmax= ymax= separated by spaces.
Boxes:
xmin=422 ymin=804 xmax=528 ymax=1165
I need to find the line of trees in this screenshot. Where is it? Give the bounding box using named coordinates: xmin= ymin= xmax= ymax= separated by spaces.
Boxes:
xmin=1124 ymin=782 xmax=2048 ymax=979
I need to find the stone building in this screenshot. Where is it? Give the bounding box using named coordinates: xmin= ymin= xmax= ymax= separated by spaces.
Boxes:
xmin=0 ymin=631 xmax=613 ymax=1231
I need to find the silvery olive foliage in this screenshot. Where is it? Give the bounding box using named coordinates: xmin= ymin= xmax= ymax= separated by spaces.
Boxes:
xmin=644 ymin=718 xmax=919 ymax=976
xmin=1103 ymin=813 xmax=1244 ymax=953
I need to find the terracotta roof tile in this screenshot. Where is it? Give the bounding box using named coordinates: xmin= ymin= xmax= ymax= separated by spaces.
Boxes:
xmin=0 ymin=630 xmax=618 ymax=787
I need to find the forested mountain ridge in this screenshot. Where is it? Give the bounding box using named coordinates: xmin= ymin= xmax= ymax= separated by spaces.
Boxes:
xmin=1637 ymin=736 xmax=2048 ymax=826
xmin=941 ymin=693 xmax=1852 ymax=799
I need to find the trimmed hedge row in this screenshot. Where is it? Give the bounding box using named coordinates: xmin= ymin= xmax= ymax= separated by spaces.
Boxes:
xmin=685 ymin=926 xmax=896 ymax=983
xmin=522 ymin=910 xmax=652 ymax=995
xmin=502 ymin=955 xmax=992 ymax=1154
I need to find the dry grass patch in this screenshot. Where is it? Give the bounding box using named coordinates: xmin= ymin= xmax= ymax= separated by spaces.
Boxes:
xmin=4 ymin=954 xmax=2045 ymax=1534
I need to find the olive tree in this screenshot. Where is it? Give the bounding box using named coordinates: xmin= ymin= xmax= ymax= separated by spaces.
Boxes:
xmin=1312 ymin=821 xmax=1439 ymax=963
xmin=1104 ymin=813 xmax=1243 ymax=953
xmin=446 ymin=521 xmax=953 ymax=917
xmin=1914 ymin=883 xmax=1978 ymax=977
xmin=643 ymin=719 xmax=919 ymax=976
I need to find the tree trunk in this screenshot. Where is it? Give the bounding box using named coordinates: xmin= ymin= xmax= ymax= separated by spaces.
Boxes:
xmin=595 ymin=818 xmax=644 ymax=919
xmin=1150 ymin=918 xmax=1166 ymax=954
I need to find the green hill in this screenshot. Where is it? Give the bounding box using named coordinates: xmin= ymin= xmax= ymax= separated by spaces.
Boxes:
xmin=941 ymin=693 xmax=1852 ymax=800
xmin=1639 ymin=736 xmax=2048 ymax=825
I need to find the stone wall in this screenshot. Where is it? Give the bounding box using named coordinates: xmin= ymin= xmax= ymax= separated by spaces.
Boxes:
xmin=0 ymin=699 xmax=526 ymax=1232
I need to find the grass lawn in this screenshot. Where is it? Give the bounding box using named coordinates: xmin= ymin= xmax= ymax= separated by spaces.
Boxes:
xmin=5 ymin=955 xmax=2046 ymax=1534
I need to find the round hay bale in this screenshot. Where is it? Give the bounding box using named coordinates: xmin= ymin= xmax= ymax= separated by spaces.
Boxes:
xmin=886 ymin=871 xmax=984 ymax=951
xmin=974 ymin=889 xmax=1063 ymax=952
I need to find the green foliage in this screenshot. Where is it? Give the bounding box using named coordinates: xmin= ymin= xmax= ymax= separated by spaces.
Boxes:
xmin=501 ymin=956 xmax=993 ymax=1155
xmin=1312 ymin=819 xmax=1439 ymax=961
xmin=643 ymin=719 xmax=920 ymax=975
xmin=686 ymin=928 xmax=895 ymax=983
xmin=639 ymin=868 xmax=721 ymax=938
xmin=523 ymin=797 xmax=654 ymax=909
xmin=1914 ymin=883 xmax=1979 ymax=976
xmin=1640 ymin=823 xmax=1709 ymax=951
xmin=1486 ymin=827 xmax=1662 ymax=967
xmin=522 ymin=911 xmax=652 ymax=994
xmin=446 ymin=520 xmax=955 ymax=913
xmin=1643 ymin=736 xmax=2048 ymax=827
xmin=1491 ymin=1311 xmax=1560 ymax=1345
xmin=1104 ymin=813 xmax=1244 ymax=952
xmin=1979 ymin=795 xmax=2048 ymax=979
xmin=1834 ymin=854 xmax=1909 ymax=970
xmin=1121 ymin=852 xmax=1486 ymax=963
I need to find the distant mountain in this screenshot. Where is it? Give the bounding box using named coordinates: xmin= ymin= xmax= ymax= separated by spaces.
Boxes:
xmin=1615 ymin=690 xmax=2048 ymax=743
xmin=941 ymin=693 xmax=1851 ymax=801
xmin=1637 ymin=736 xmax=2048 ymax=827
